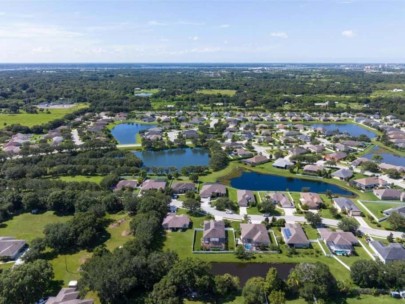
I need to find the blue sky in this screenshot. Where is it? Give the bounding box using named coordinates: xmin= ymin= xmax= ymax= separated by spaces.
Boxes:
xmin=0 ymin=0 xmax=404 ymax=63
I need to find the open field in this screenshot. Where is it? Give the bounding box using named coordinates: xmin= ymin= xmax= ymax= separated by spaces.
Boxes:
xmin=0 ymin=212 xmax=72 ymax=243
xmin=58 ymin=175 xmax=104 ymax=184
xmin=362 ymin=201 xmax=403 ymax=219
xmin=196 ymin=89 xmax=237 ymax=96
xmin=0 ymin=103 xmax=88 ymax=129
xmin=0 ymin=211 xmax=131 ymax=285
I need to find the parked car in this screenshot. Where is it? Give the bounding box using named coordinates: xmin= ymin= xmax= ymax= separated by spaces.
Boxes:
xmin=225 ymin=210 xmax=234 ymax=214
xmin=263 ymin=213 xmax=270 ymax=217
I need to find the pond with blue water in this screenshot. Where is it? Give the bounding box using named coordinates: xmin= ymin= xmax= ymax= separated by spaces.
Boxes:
xmin=134 ymin=147 xmax=210 ymax=169
xmin=363 ymin=147 xmax=405 ymax=167
xmin=111 ymin=123 xmax=154 ymax=145
xmin=311 ymin=123 xmax=377 ymax=139
xmin=230 ymin=171 xmax=354 ymax=195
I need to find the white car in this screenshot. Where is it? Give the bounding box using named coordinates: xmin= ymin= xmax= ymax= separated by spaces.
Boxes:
xmin=225 ymin=210 xmax=233 ymax=214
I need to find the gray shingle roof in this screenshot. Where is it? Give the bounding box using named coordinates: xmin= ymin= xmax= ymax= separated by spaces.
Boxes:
xmin=370 ymin=241 xmax=405 ymax=262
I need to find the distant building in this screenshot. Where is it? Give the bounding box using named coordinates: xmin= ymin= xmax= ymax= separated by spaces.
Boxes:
xmin=318 ymin=228 xmax=358 ymax=256
xmin=0 ymin=237 xmax=26 ymax=261
xmin=202 ymin=220 xmax=226 ymax=250
xmin=115 ymin=180 xmax=138 ymax=191
xmin=281 ymin=223 xmax=310 ymax=248
xmin=46 ymin=286 xmax=93 ymax=304
xmin=267 ymin=192 xmax=294 ymax=208
xmin=162 ymin=214 xmax=190 ymax=231
xmin=332 ymin=197 xmax=361 ymax=216
xmin=240 ymin=224 xmax=270 ymax=249
xmin=237 ymin=190 xmax=255 ymax=207
xmin=373 ymin=189 xmax=404 ymax=201
xmin=272 ymin=158 xmax=293 ymax=169
xmin=300 ymin=192 xmax=323 ymax=209
xmin=243 ymin=155 xmax=269 ymax=166
xmin=351 ymin=177 xmax=388 ymax=191
xmin=370 ymin=241 xmax=405 ymax=264
xmin=331 ymin=168 xmax=353 ymax=181
xmin=171 ymin=182 xmax=196 ymax=194
xmin=140 ymin=179 xmax=166 ymax=191
xmin=200 ymin=183 xmax=227 ymax=198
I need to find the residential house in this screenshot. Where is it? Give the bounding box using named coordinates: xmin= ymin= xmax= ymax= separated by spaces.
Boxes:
xmin=370 ymin=241 xmax=405 ymax=264
xmin=171 ymin=182 xmax=196 ymax=194
xmin=373 ymin=189 xmax=404 ymax=201
xmin=290 ymin=147 xmax=308 ymax=157
xmin=162 ymin=214 xmax=190 ymax=231
xmin=183 ymin=129 xmax=199 ymax=139
xmin=318 ymin=229 xmax=358 ymax=256
xmin=306 ymin=145 xmax=324 ymax=154
xmin=282 ymin=223 xmax=310 ymax=248
xmin=140 ymin=179 xmax=167 ymax=191
xmin=303 ymin=164 xmax=323 ymax=175
xmin=46 ymin=287 xmax=93 ymax=304
xmin=267 ymin=192 xmax=294 ymax=208
xmin=237 ymin=190 xmax=255 ymax=207
xmin=332 ymin=197 xmax=361 ymax=216
xmin=202 ymin=220 xmax=226 ymax=250
xmin=243 ymin=155 xmax=269 ymax=166
xmin=240 ymin=224 xmax=270 ymax=249
xmin=300 ymin=192 xmax=323 ymax=209
xmin=324 ymin=152 xmax=347 ymax=162
xmin=351 ymin=177 xmax=388 ymax=191
xmin=383 ymin=205 xmax=405 ymax=218
xmin=0 ymin=237 xmax=26 ymax=260
xmin=331 ymin=168 xmax=353 ymax=181
xmin=200 ymin=183 xmax=227 ymax=198
xmin=234 ymin=148 xmax=254 ymax=158
xmin=115 ymin=180 xmax=138 ymax=191
xmin=272 ymin=158 xmax=294 ymax=169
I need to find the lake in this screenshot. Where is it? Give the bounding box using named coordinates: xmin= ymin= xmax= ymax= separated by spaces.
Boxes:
xmin=134 ymin=148 xmax=210 ymax=169
xmin=230 ymin=171 xmax=354 ymax=195
xmin=211 ymin=262 xmax=295 ymax=286
xmin=111 ymin=123 xmax=154 ymax=145
xmin=311 ymin=123 xmax=376 ymax=139
xmin=364 ymin=147 xmax=405 ymax=167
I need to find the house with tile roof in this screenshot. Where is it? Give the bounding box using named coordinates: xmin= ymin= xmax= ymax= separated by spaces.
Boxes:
xmin=282 ymin=223 xmax=310 ymax=248
xmin=240 ymin=224 xmax=270 ymax=249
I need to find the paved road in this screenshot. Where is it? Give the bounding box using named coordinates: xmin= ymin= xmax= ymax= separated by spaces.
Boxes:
xmin=171 ymin=199 xmax=405 ymax=239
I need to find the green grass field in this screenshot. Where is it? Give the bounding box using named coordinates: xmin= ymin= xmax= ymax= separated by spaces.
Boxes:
xmin=362 ymin=201 xmax=402 ymax=219
xmin=0 ymin=103 xmax=88 ymax=129
xmin=0 ymin=212 xmax=72 ymax=243
xmin=58 ymin=175 xmax=104 ymax=184
xmin=196 ymin=89 xmax=237 ymax=96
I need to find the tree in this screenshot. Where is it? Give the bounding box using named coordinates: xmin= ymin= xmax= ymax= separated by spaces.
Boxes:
xmin=235 ymin=245 xmax=253 ymax=260
xmin=305 ymin=212 xmax=322 ymax=228
xmin=22 ymin=238 xmax=46 ymax=262
xmin=386 ymin=168 xmax=401 ymax=179
xmin=214 ymin=274 xmax=240 ymax=297
xmin=183 ymin=198 xmax=201 ymax=214
xmin=0 ymin=260 xmax=54 ymax=304
xmin=287 ymin=262 xmax=336 ymax=301
xmin=361 ymin=161 xmax=379 ymax=173
xmin=242 ymin=277 xmax=266 ymax=304
xmin=264 ymin=267 xmax=284 ymax=294
xmin=338 ymin=217 xmax=359 ymax=233
xmin=261 ymin=200 xmax=276 ymax=214
xmin=269 ymin=290 xmax=286 ymax=304
xmin=372 ymin=154 xmax=383 ymax=163
xmin=351 ymin=260 xmax=381 ymax=288
xmin=165 ymin=258 xmax=215 ymax=297
xmin=387 ymin=212 xmax=405 ymax=230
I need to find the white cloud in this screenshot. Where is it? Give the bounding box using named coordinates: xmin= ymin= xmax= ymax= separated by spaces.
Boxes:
xmin=270 ymin=32 xmax=288 ymax=39
xmin=190 ymin=36 xmax=199 ymax=41
xmin=219 ymin=24 xmax=230 ymax=28
xmin=0 ymin=12 xmax=5 ymax=16
xmin=32 ymin=46 xmax=52 ymax=53
xmin=147 ymin=20 xmax=166 ymax=26
xmin=341 ymin=30 xmax=355 ymax=38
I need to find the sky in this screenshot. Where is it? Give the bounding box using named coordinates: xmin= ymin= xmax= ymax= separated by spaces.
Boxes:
xmin=0 ymin=0 xmax=404 ymax=63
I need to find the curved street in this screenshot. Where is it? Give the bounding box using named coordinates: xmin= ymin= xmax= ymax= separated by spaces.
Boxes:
xmin=170 ymin=199 xmax=404 ymax=239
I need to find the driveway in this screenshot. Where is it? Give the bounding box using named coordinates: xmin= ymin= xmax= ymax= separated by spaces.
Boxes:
xmin=239 ymin=207 xmax=247 ymax=216
xmin=283 ymin=208 xmax=296 ymax=216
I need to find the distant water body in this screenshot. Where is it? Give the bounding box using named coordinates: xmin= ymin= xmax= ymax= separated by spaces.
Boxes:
xmin=0 ymin=63 xmax=362 ymax=71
